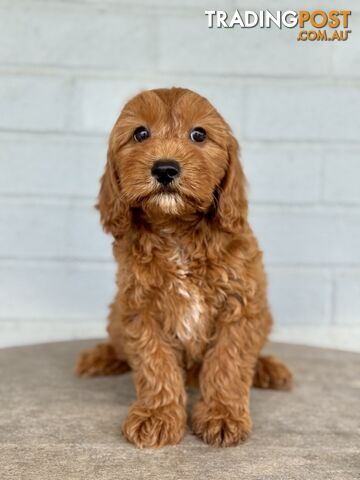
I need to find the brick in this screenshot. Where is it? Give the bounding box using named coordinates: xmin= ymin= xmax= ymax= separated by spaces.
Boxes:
xmin=0 ymin=261 xmax=116 ymax=320
xmin=323 ymin=149 xmax=360 ymax=204
xmin=0 ymin=318 xmax=105 ymax=348
xmin=234 ymin=0 xmax=360 ymax=10
xmin=0 ymin=135 xmax=106 ymax=197
xmin=242 ymin=144 xmax=322 ymax=203
xmin=332 ymin=13 xmax=360 ymax=78
xmin=67 ymin=0 xmax=234 ymax=7
xmin=13 ymin=0 xmax=360 ymax=11
xmin=0 ymin=75 xmax=70 ymax=131
xmin=267 ymin=267 xmax=331 ymax=325
xmin=334 ymin=272 xmax=360 ymax=325
xmin=251 ymin=207 xmax=360 ymax=265
xmin=245 ymin=84 xmax=360 ymax=142
xmin=158 ymin=16 xmax=331 ymax=77
xmin=0 ymin=200 xmax=112 ymax=260
xmin=0 ymin=6 xmax=155 ymax=71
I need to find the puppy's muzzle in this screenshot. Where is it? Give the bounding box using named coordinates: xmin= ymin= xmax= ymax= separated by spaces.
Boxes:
xmin=151 ymin=160 xmax=180 ymax=186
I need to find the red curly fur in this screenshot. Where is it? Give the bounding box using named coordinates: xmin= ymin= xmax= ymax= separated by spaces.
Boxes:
xmin=75 ymin=87 xmax=292 ymax=448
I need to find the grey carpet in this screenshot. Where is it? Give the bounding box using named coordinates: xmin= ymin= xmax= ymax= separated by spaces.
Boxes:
xmin=0 ymin=340 xmax=359 ymax=480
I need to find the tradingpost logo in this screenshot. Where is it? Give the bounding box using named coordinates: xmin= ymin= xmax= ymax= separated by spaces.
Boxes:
xmin=205 ymin=10 xmax=352 ymax=42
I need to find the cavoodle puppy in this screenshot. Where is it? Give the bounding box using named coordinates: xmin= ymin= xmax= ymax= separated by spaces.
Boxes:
xmin=76 ymin=87 xmax=292 ymax=448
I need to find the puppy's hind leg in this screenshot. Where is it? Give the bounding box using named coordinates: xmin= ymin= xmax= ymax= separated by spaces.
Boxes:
xmin=253 ymin=355 xmax=293 ymax=390
xmin=75 ymin=342 xmax=130 ymax=377
xmin=186 ymin=357 xmax=293 ymax=391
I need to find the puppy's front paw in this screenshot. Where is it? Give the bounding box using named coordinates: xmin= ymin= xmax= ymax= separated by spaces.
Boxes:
xmin=192 ymin=401 xmax=252 ymax=447
xmin=122 ymin=402 xmax=186 ymax=448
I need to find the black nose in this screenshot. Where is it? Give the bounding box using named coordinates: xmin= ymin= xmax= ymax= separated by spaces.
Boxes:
xmin=151 ymin=160 xmax=180 ymax=186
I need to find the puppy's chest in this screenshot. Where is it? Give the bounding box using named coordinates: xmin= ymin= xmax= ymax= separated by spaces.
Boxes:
xmin=162 ymin=243 xmax=217 ymax=348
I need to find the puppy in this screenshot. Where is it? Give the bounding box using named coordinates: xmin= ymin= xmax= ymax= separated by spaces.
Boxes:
xmin=76 ymin=87 xmax=292 ymax=448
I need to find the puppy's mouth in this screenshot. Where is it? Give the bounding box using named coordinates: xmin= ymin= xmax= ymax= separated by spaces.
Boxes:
xmin=128 ymin=177 xmax=205 ymax=216
xmin=146 ymin=190 xmax=184 ymax=215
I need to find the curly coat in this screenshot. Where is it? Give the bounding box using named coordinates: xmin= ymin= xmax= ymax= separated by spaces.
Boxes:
xmin=76 ymin=87 xmax=292 ymax=448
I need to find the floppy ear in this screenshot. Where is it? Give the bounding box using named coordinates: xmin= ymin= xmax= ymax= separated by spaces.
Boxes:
xmin=96 ymin=149 xmax=130 ymax=239
xmin=215 ymin=134 xmax=248 ymax=232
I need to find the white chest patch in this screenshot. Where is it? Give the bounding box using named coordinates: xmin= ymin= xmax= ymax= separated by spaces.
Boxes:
xmin=177 ymin=285 xmax=203 ymax=341
xmin=170 ymin=247 xmax=204 ymax=343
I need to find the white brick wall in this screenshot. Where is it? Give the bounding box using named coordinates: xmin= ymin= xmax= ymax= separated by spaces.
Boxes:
xmin=245 ymin=84 xmax=360 ymax=142
xmin=0 ymin=0 xmax=359 ymax=350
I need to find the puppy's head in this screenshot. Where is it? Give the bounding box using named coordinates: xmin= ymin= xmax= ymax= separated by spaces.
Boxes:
xmin=98 ymin=88 xmax=247 ymax=237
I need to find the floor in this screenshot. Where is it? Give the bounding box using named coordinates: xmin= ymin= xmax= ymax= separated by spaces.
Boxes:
xmin=0 ymin=340 xmax=359 ymax=480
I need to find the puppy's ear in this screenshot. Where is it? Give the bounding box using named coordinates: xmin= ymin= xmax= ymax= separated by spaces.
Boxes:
xmin=215 ymin=134 xmax=248 ymax=232
xmin=96 ymin=149 xmax=130 ymax=239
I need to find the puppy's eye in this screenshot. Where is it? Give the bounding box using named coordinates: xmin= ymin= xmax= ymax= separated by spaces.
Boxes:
xmin=133 ymin=126 xmax=150 ymax=143
xmin=190 ymin=127 xmax=207 ymax=143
